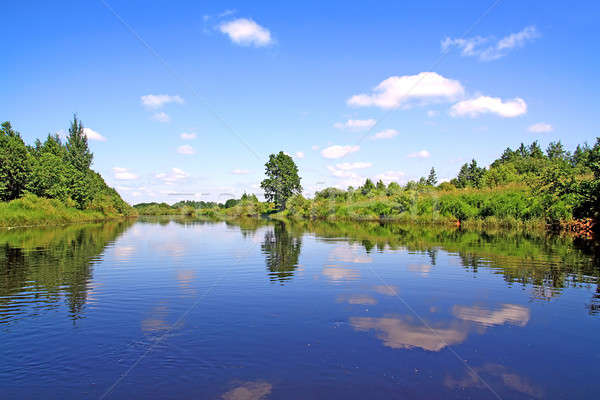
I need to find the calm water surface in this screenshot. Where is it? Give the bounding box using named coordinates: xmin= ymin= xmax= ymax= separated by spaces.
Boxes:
xmin=1 ymin=218 xmax=599 ymax=399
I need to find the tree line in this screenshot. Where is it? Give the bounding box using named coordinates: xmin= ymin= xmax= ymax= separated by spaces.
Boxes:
xmin=0 ymin=117 xmax=132 ymax=216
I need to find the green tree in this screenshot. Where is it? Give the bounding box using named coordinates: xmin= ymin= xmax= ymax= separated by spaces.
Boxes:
xmin=376 ymin=179 xmax=386 ymax=191
xmin=66 ymin=115 xmax=93 ymax=172
xmin=0 ymin=122 xmax=31 ymax=201
xmin=260 ymin=151 xmax=302 ymax=210
xmin=455 ymin=159 xmax=485 ymax=188
xmin=426 ymin=167 xmax=438 ymax=186
xmin=361 ymin=178 xmax=375 ymax=195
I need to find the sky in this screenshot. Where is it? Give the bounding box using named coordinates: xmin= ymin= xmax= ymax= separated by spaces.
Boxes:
xmin=2 ymin=1 xmax=599 ymax=204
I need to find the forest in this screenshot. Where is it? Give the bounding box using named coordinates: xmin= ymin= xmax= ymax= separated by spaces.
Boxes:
xmin=0 ymin=117 xmax=135 ymax=226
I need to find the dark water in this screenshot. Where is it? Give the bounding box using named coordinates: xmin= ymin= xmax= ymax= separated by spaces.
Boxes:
xmin=1 ymin=218 xmax=599 ymax=399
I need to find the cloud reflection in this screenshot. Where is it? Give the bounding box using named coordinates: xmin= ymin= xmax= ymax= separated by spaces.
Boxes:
xmin=222 ymin=381 xmax=272 ymax=400
xmin=350 ymin=316 xmax=468 ymax=351
xmin=337 ymin=294 xmax=377 ymax=305
xmin=445 ymin=363 xmax=542 ymax=398
xmin=452 ymin=304 xmax=530 ymax=327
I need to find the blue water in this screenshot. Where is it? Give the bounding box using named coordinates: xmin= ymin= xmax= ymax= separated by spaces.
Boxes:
xmin=1 ymin=218 xmax=599 ymax=399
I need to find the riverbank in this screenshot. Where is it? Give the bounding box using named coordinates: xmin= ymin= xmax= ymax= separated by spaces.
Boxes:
xmin=0 ymin=194 xmax=137 ymax=228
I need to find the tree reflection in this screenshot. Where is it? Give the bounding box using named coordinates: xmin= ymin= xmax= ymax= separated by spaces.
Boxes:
xmin=0 ymin=221 xmax=134 ymax=325
xmin=261 ymin=221 xmax=302 ymax=284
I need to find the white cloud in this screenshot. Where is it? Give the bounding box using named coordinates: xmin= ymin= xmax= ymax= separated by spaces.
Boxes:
xmin=113 ymin=167 xmax=138 ymax=180
xmin=177 ymin=144 xmax=195 ymax=155
xmin=83 ymin=127 xmax=106 ymax=142
xmin=219 ymin=18 xmax=273 ymax=47
xmin=450 ymin=96 xmax=527 ymax=118
xmin=375 ymin=170 xmax=406 ymax=184
xmin=333 ymin=118 xmax=376 ymax=131
xmin=311 ymin=145 xmax=320 ymax=151
xmin=427 ymin=110 xmax=439 ymax=118
xmin=152 ymin=112 xmax=170 ymax=123
xmin=141 ymin=94 xmax=184 ymax=109
xmin=321 ymin=145 xmax=360 ymax=159
xmin=371 ymin=129 xmax=398 ymax=140
xmin=528 ymin=122 xmax=553 ymax=133
xmin=407 ymin=150 xmax=431 ymax=159
xmin=155 ymin=168 xmax=189 ymax=183
xmin=347 ymin=72 xmax=464 ymax=109
xmin=295 ymin=151 xmax=305 ymax=159
xmin=335 ymin=162 xmax=372 ymax=170
xmin=231 ymin=169 xmax=249 ymax=175
xmin=441 ymin=26 xmax=539 ymax=61
xmin=180 ymin=132 xmax=196 ymax=140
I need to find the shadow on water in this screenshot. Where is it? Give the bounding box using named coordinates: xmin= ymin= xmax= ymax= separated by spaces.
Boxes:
xmin=0 ymin=220 xmax=134 ymax=326
xmin=261 ymin=220 xmax=302 ymax=284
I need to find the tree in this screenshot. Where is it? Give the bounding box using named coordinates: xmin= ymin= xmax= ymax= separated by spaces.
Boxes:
xmin=376 ymin=179 xmax=386 ymax=191
xmin=361 ymin=178 xmax=375 ymax=195
xmin=426 ymin=167 xmax=438 ymax=186
xmin=455 ymin=159 xmax=485 ymax=188
xmin=0 ymin=122 xmax=31 ymax=201
xmin=546 ymin=141 xmax=567 ymax=161
xmin=66 ymin=115 xmax=93 ymax=172
xmin=260 ymin=151 xmax=302 ymax=210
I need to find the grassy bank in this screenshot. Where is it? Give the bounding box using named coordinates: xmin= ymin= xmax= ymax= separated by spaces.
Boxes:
xmin=0 ymin=194 xmax=137 ymax=228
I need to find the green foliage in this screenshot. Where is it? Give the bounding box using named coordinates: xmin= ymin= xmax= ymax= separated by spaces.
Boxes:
xmin=0 ymin=122 xmax=31 ymax=201
xmin=361 ymin=178 xmax=375 ymax=195
xmin=0 ymin=119 xmax=134 ymax=225
xmin=65 ymin=115 xmax=93 ymax=172
xmin=260 ymin=151 xmax=302 ymax=210
xmin=426 ymin=167 xmax=438 ymax=186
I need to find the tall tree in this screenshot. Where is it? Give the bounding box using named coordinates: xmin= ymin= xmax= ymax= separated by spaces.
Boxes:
xmin=260 ymin=151 xmax=302 ymax=210
xmin=361 ymin=178 xmax=375 ymax=195
xmin=426 ymin=167 xmax=438 ymax=186
xmin=66 ymin=115 xmax=93 ymax=172
xmin=0 ymin=122 xmax=31 ymax=201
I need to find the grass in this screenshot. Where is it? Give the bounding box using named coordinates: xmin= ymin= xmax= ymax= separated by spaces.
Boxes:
xmin=0 ymin=194 xmax=135 ymax=228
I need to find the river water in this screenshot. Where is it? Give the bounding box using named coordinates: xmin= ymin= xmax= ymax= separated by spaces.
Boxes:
xmin=1 ymin=217 xmax=599 ymax=399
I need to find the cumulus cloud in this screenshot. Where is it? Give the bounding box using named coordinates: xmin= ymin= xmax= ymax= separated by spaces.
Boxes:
xmin=152 ymin=112 xmax=170 ymax=123
xmin=155 ymin=168 xmax=189 ymax=183
xmin=375 ymin=170 xmax=406 ymax=184
xmin=219 ymin=18 xmax=273 ymax=47
xmin=441 ymin=26 xmax=539 ymax=61
xmin=83 ymin=127 xmax=106 ymax=142
xmin=371 ymin=129 xmax=398 ymax=140
xmin=295 ymin=151 xmax=305 ymax=159
xmin=335 ymin=162 xmax=372 ymax=170
xmin=528 ymin=122 xmax=553 ymax=133
xmin=347 ymin=72 xmax=464 ymax=109
xmin=113 ymin=167 xmax=138 ymax=180
xmin=407 ymin=150 xmax=431 ymax=159
xmin=180 ymin=132 xmax=196 ymax=140
xmin=177 ymin=144 xmax=195 ymax=155
xmin=141 ymin=94 xmax=184 ymax=109
xmin=321 ymin=145 xmax=360 ymax=159
xmin=333 ymin=118 xmax=377 ymax=131
xmin=427 ymin=110 xmax=439 ymax=118
xmin=450 ymin=96 xmax=527 ymax=118
xmin=231 ymin=169 xmax=249 ymax=175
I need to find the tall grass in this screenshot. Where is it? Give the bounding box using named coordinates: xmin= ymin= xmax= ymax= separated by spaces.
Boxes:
xmin=0 ymin=194 xmax=132 ymax=227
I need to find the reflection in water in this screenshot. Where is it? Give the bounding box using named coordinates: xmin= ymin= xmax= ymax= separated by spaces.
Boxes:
xmin=337 ymin=294 xmax=377 ymax=305
xmin=453 ymin=304 xmax=530 ymax=327
xmin=372 ymin=285 xmax=399 ymax=296
xmin=261 ymin=221 xmax=302 ymax=284
xmin=0 ymin=221 xmax=133 ymax=325
xmin=221 ymin=381 xmax=272 ymax=400
xmin=445 ymin=363 xmax=543 ymax=398
xmin=141 ymin=303 xmax=170 ymax=333
xmin=350 ymin=316 xmax=469 ymax=351
xmin=407 ymin=263 xmax=433 ymax=277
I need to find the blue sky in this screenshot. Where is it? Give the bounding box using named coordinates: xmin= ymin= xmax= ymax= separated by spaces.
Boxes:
xmin=2 ymin=1 xmax=599 ymax=203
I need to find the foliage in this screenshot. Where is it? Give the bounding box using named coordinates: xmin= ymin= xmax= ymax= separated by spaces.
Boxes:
xmin=0 ymin=119 xmax=134 ymax=225
xmin=260 ymin=151 xmax=302 ymax=210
